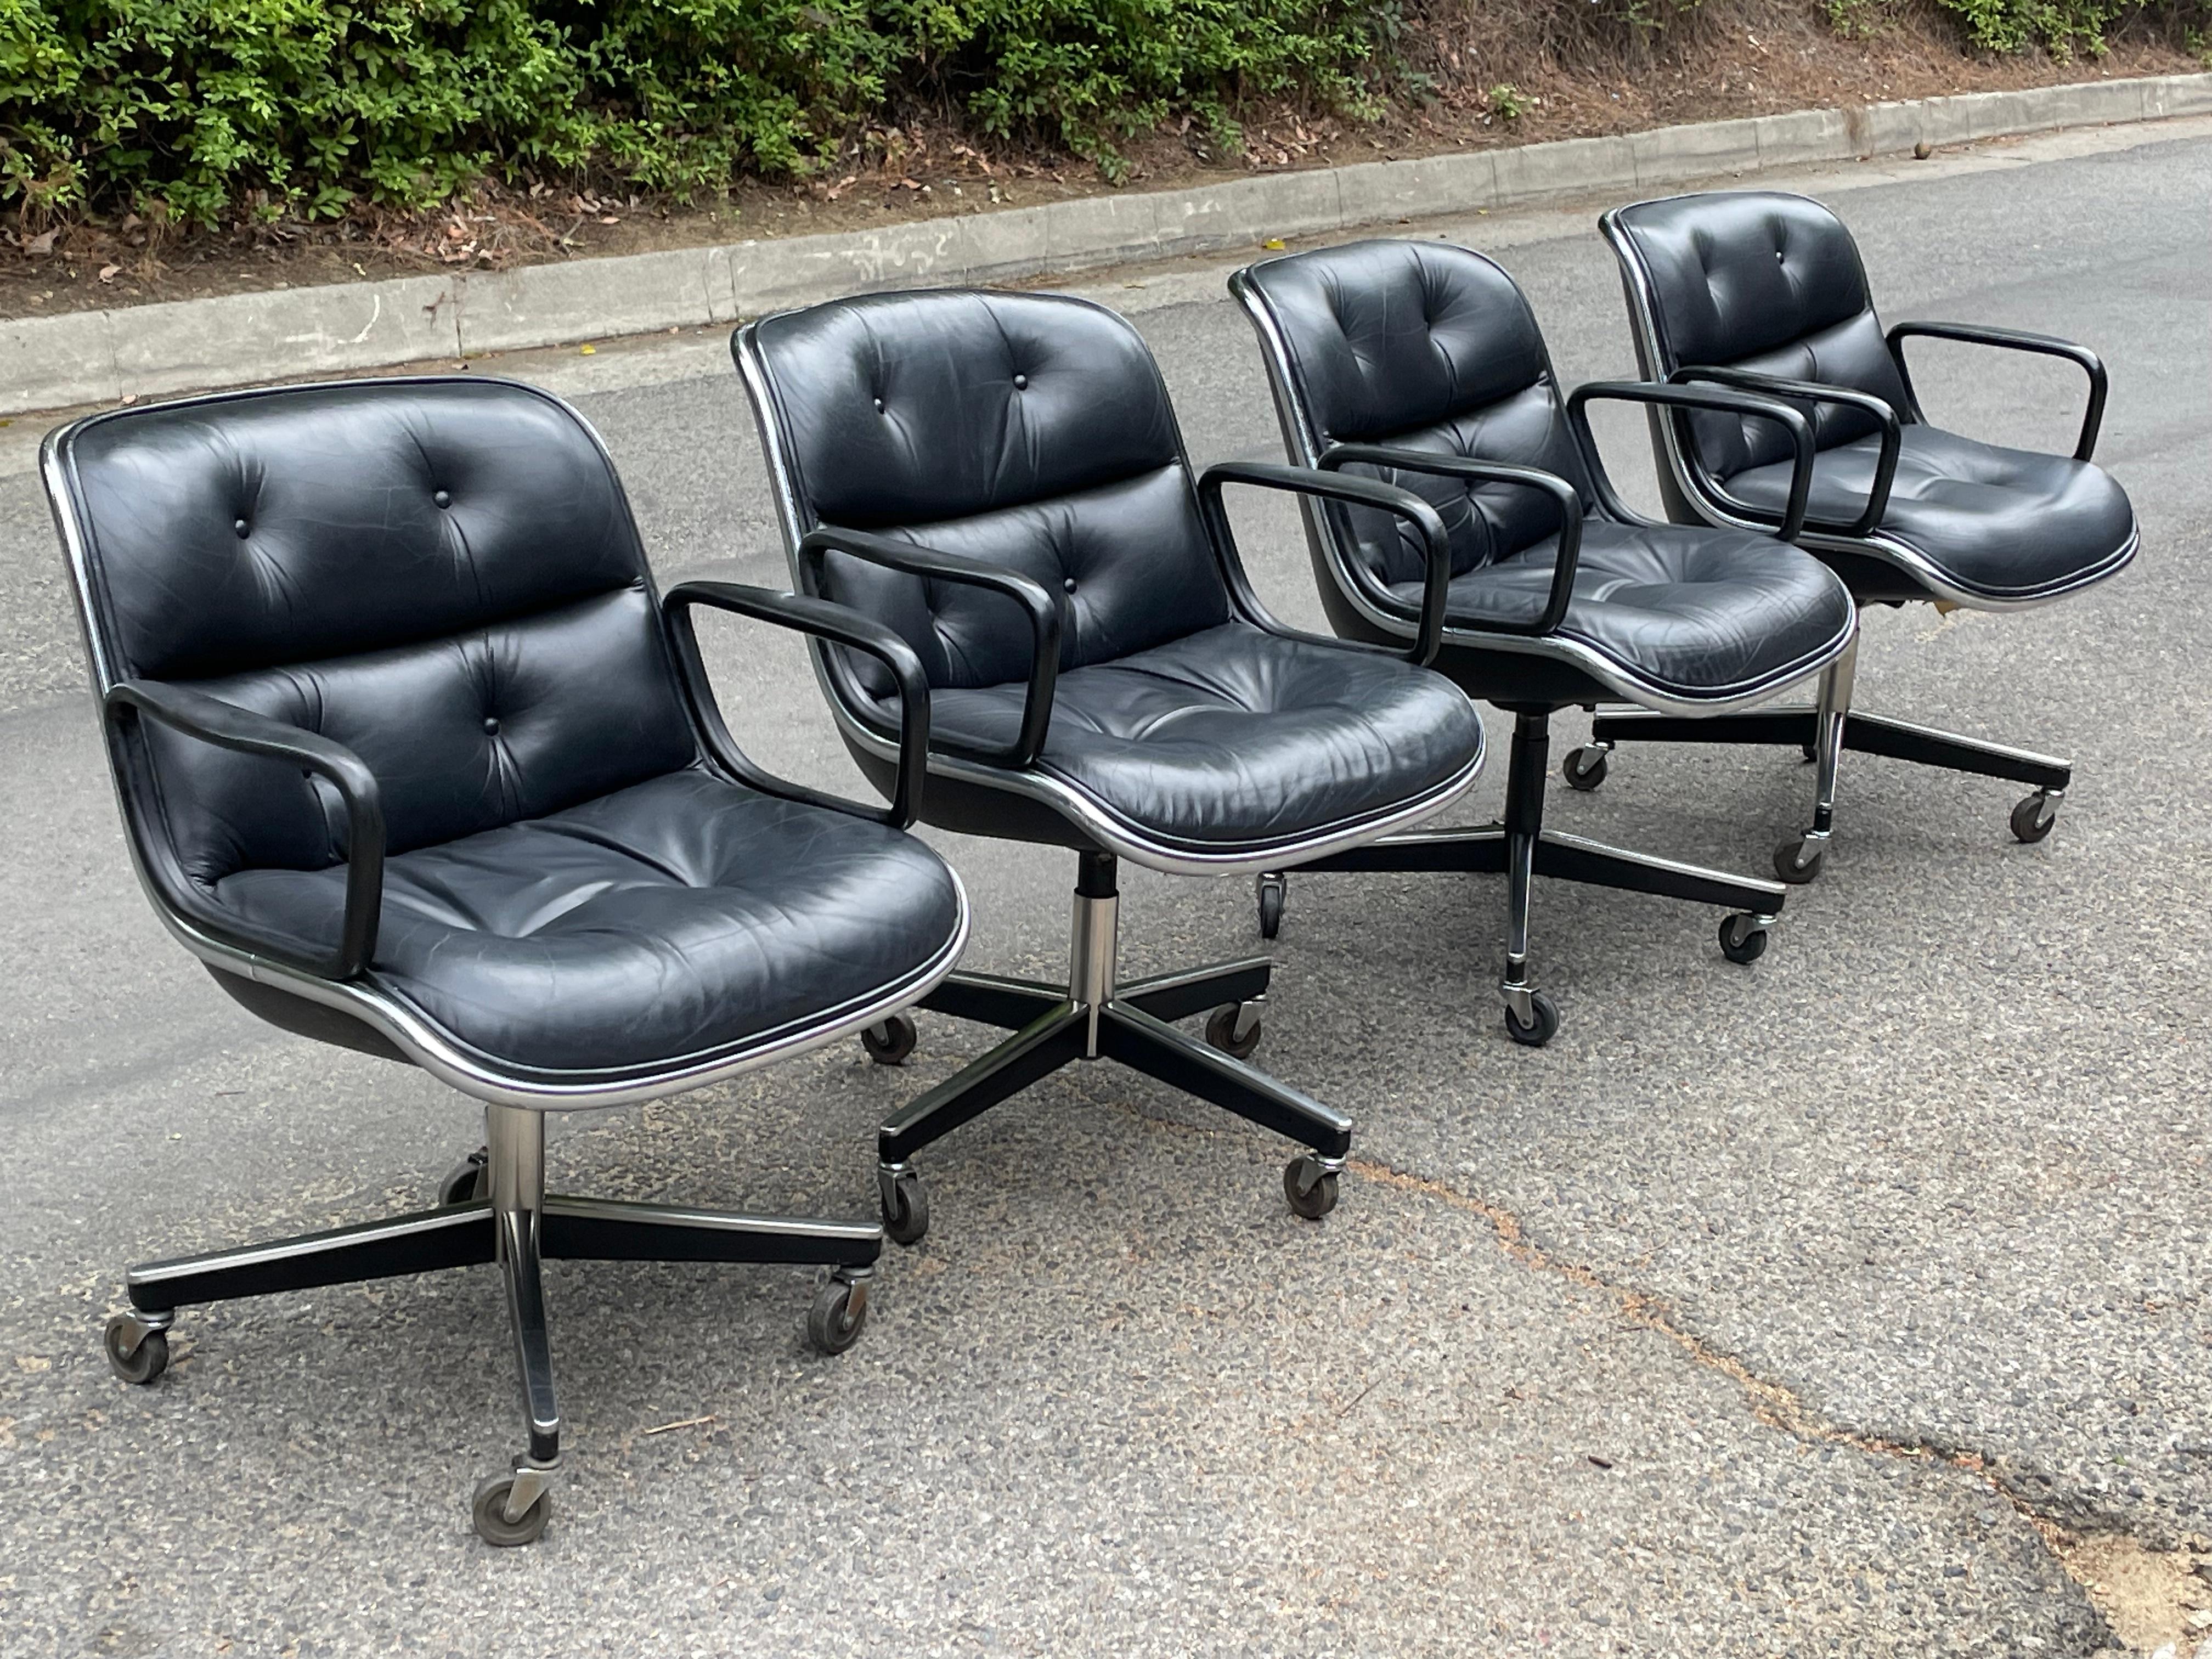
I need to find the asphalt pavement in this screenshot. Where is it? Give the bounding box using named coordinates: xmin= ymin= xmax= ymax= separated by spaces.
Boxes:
xmin=0 ymin=125 xmax=2205 ymax=1657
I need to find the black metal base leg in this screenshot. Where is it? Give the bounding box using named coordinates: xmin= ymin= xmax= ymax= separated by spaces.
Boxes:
xmin=878 ymin=854 xmax=1351 ymax=1241
xmin=1532 ymin=832 xmax=1786 ymax=915
xmin=1289 ymin=824 xmax=1509 ymax=876
xmin=1594 ymin=702 xmax=2076 ymax=782
xmin=115 ymin=1198 xmax=883 ymax=1314
xmin=1588 ymin=706 xmax=1818 ymax=751
xmin=1843 ymin=712 xmax=2070 ymax=789
xmin=542 ymin=1198 xmax=879 ymax=1269
xmin=122 ymin=1207 xmax=493 ymax=1316
xmin=1101 ymin=1001 xmax=1349 ymax=1222
xmin=876 ymin=1004 xmax=1091 ymax=1170
xmin=917 ymin=970 xmax=1067 ymax=1031
xmin=1248 ymin=709 xmax=1785 ymax=1047
xmin=1590 ymin=651 xmax=2072 ymax=850
xmin=1098 ymin=1002 xmax=1352 ymax=1159
xmin=1251 ymin=827 xmax=1503 ymax=939
xmin=1118 ymin=957 xmax=1272 ymax=1023
xmin=102 ymin=1098 xmax=886 ymax=1548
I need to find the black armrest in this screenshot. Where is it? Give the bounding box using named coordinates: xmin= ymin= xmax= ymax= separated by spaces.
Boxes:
xmin=1322 ymin=444 xmax=1585 ymax=639
xmin=1886 ymin=320 xmax=2107 ymax=462
xmin=108 ymin=679 xmax=386 ymax=981
xmin=798 ymin=526 xmax=1060 ymax=770
xmin=1198 ymin=459 xmax=1454 ymax=665
xmin=1662 ymin=367 xmax=1888 ymax=538
xmin=805 ymin=526 xmax=1062 ymax=774
xmin=664 ymin=580 xmax=932 ymax=830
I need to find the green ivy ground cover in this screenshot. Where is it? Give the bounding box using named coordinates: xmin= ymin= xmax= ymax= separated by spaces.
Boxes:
xmin=0 ymin=0 xmax=2198 ymax=225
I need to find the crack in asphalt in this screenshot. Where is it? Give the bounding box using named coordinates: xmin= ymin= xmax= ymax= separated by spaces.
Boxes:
xmin=1343 ymin=1153 xmax=2212 ymax=1656
xmin=880 ymin=1039 xmax=2203 ymax=1649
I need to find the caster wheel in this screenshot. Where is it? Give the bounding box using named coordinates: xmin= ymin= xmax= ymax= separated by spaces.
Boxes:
xmin=1718 ymin=913 xmax=1770 ymax=964
xmin=1773 ymin=836 xmax=1826 ymax=884
xmin=437 ymin=1147 xmax=488 ymax=1206
xmin=1503 ymin=989 xmax=1560 ymax=1048
xmin=1205 ymin=1002 xmax=1263 ymax=1060
xmin=2010 ymin=791 xmax=2059 ymax=844
xmin=879 ymin=1167 xmax=930 ymax=1248
xmin=1255 ymin=873 xmax=1286 ymax=940
xmin=1800 ymin=742 xmax=1819 ymax=763
xmin=1283 ymin=1155 xmax=1340 ymax=1221
xmin=861 ymin=1014 xmax=917 ymax=1066
xmin=1562 ymin=745 xmax=1610 ymax=791
xmin=806 ymin=1274 xmax=870 ymax=1355
xmin=471 ymin=1472 xmax=551 ymax=1547
xmin=103 ymin=1315 xmax=169 ymax=1385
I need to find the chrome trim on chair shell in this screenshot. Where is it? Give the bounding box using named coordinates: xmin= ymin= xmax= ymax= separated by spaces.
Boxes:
xmin=44 ymin=388 xmax=974 ymax=1115
xmin=1596 ymin=202 xmax=2140 ymax=613
xmin=120 ymin=882 xmax=971 ymax=1111
xmin=733 ymin=314 xmax=1491 ymax=877
xmin=831 ymin=718 xmax=1486 ymax=877
xmin=1229 ymin=262 xmax=1858 ymax=714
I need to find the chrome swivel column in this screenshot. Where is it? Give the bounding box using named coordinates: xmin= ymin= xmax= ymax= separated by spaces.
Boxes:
xmin=478 ymin=1103 xmax=559 ymax=1546
xmin=1069 ymin=851 xmax=1119 ymax=1056
xmin=1777 ymin=634 xmax=1856 ymax=883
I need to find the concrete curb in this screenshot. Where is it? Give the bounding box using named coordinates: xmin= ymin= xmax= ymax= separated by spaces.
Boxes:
xmin=6 ymin=71 xmax=2207 ymax=416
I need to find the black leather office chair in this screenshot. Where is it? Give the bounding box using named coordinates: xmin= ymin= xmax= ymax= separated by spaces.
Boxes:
xmin=734 ymin=288 xmax=1487 ymax=1236
xmin=43 ymin=377 xmax=971 ymax=1544
xmin=1599 ymin=190 xmax=2138 ymax=871
xmin=1231 ymin=239 xmax=1857 ymax=1045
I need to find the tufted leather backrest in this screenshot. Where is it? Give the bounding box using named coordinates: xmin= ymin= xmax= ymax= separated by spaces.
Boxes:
xmin=1605 ymin=191 xmax=1912 ymax=478
xmin=55 ymin=378 xmax=696 ymax=890
xmin=1237 ymin=239 xmax=1591 ymax=588
xmin=744 ymin=289 xmax=1231 ymax=698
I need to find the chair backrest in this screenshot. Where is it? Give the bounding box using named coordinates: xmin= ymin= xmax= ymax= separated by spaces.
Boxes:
xmin=48 ymin=377 xmax=696 ymax=900
xmin=1603 ymin=191 xmax=1912 ymax=479
xmin=740 ymin=289 xmax=1232 ymax=702
xmin=1234 ymin=238 xmax=1592 ymax=590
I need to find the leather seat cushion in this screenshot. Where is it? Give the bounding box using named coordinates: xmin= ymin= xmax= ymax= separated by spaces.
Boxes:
xmin=213 ymin=769 xmax=963 ymax=1075
xmin=920 ymin=622 xmax=1484 ymax=847
xmin=1726 ymin=425 xmax=2136 ymax=599
xmin=1388 ymin=521 xmax=1855 ymax=702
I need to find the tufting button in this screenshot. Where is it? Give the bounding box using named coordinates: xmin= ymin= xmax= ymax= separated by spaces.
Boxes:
xmin=1013 ymin=374 xmax=1028 ymax=390
xmin=1062 ymin=575 xmax=1077 ymax=594
xmin=233 ymin=518 xmax=250 ymax=539
xmin=434 ymin=489 xmax=452 ymax=507
xmin=482 ymin=716 xmax=500 ymax=736
xmin=1774 ymin=249 xmax=1785 ymax=263
xmin=873 ymin=397 xmax=885 ymax=413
